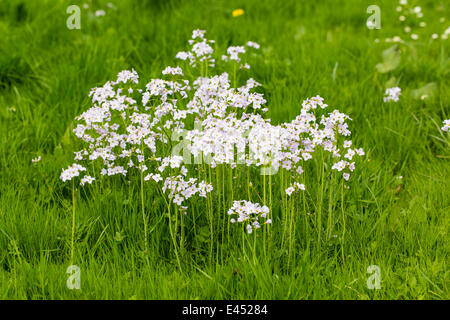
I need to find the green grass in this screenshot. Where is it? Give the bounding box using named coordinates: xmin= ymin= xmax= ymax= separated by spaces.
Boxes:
xmin=0 ymin=0 xmax=449 ymax=299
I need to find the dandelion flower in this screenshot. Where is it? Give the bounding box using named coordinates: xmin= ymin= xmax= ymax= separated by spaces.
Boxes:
xmin=232 ymin=9 xmax=244 ymax=17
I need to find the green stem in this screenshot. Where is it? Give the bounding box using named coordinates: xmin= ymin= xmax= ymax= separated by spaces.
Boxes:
xmin=70 ymin=180 xmax=76 ymax=264
xmin=168 ymin=198 xmax=183 ymax=272
xmin=317 ymin=150 xmax=325 ymax=252
xmin=341 ymin=180 xmax=346 ymax=264
xmin=140 ymin=167 xmax=150 ymax=268
xmin=233 ymin=63 xmax=237 ymax=88
xmin=263 ymin=172 xmax=266 ymax=258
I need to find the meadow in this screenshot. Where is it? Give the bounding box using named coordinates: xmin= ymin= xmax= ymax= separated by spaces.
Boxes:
xmin=0 ymin=0 xmax=448 ymax=300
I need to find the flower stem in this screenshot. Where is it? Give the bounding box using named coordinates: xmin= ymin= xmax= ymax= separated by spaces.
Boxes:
xmin=70 ymin=180 xmax=76 ymax=264
xmin=140 ymin=168 xmax=150 ymax=267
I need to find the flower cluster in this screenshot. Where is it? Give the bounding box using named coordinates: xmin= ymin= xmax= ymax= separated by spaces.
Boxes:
xmin=176 ymin=29 xmax=215 ymax=67
xmin=285 ymin=182 xmax=305 ymax=196
xmin=161 ymin=175 xmax=213 ymax=206
xmin=384 ymin=87 xmax=401 ymax=102
xmin=228 ymin=200 xmax=271 ymax=234
xmin=186 ymin=92 xmax=364 ymax=185
xmin=60 ymin=163 xmax=87 ymax=182
xmin=61 ymin=29 xmax=364 ymax=226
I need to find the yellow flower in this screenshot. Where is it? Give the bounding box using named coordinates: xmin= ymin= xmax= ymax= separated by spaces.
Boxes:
xmin=232 ymin=9 xmax=244 ymax=17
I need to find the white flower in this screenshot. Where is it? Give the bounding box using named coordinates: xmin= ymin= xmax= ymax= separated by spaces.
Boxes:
xmin=442 ymin=119 xmax=450 ymax=132
xmin=80 ymin=175 xmax=95 ymax=186
xmin=294 ymin=182 xmax=305 ymax=190
xmin=32 ymin=156 xmax=41 ymax=164
xmin=176 ymin=51 xmax=189 ymax=60
xmin=192 ymin=29 xmax=206 ymax=39
xmin=60 ymin=163 xmax=86 ymax=182
xmin=226 ymin=46 xmax=246 ymax=63
xmin=228 ymin=200 xmax=270 ymax=232
xmin=384 ymin=87 xmax=401 ymax=102
xmin=162 ymin=66 xmax=184 ymax=76
xmin=285 ymin=182 xmax=305 ymax=196
xmin=344 ymin=149 xmax=355 ymax=160
xmin=246 ymin=41 xmax=260 ymax=49
xmin=95 ymin=10 xmax=106 ymax=17
xmin=285 ymin=187 xmax=295 ymax=196
xmin=366 ymin=20 xmax=376 ymax=28
xmin=332 ymin=160 xmax=348 ymax=172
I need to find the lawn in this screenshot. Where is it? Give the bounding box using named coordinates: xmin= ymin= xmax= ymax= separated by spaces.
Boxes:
xmin=0 ymin=0 xmax=448 ymax=299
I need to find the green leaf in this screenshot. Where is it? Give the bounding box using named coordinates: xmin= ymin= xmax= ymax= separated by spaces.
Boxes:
xmin=411 ymin=82 xmax=437 ymax=100
xmin=376 ymin=45 xmax=401 ymax=73
xmin=385 ymin=76 xmax=398 ymax=88
xmin=294 ymin=26 xmax=306 ymax=41
xmin=114 ymin=231 xmax=125 ymax=242
xmin=59 ymin=122 xmax=74 ymax=149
